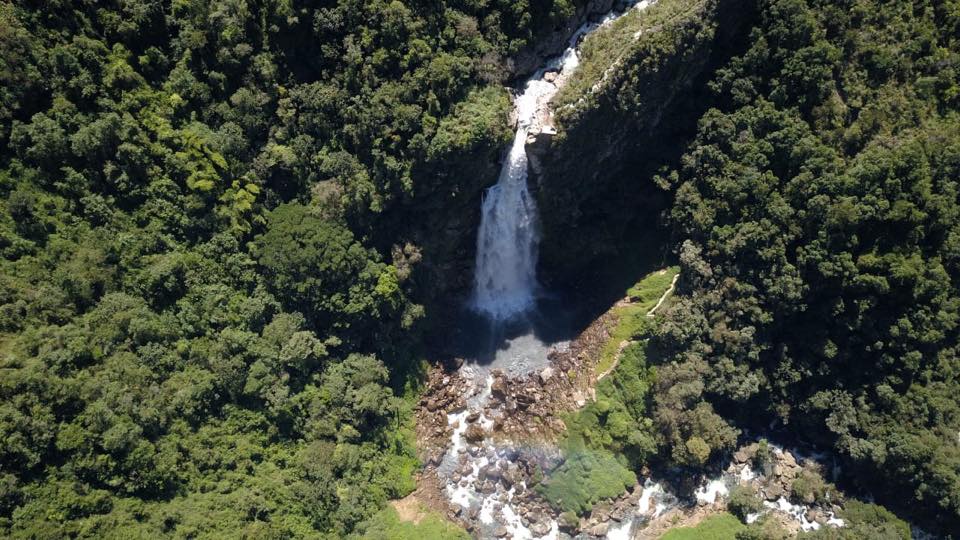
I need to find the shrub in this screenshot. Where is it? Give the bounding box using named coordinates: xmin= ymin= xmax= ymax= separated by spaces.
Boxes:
xmin=727 ymin=486 xmax=764 ymax=522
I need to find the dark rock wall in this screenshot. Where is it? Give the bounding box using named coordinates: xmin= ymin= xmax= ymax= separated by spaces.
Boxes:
xmin=530 ymin=0 xmax=753 ymax=294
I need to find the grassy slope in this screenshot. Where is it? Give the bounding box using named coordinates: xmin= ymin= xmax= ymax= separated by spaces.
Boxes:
xmin=537 ymin=268 xmax=679 ymax=516
xmin=595 ymin=266 xmax=679 ymax=377
xmin=554 ymin=0 xmax=710 ymax=113
xmin=659 ymin=513 xmax=745 ymax=540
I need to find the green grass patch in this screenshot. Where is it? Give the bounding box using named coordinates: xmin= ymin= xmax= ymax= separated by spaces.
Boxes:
xmin=595 ymin=266 xmax=678 ymax=377
xmin=355 ymin=505 xmax=470 ymax=540
xmin=563 ymin=341 xmax=656 ymax=469
xmin=659 ymin=513 xmax=745 ymax=540
xmin=535 ymin=449 xmax=637 ymax=516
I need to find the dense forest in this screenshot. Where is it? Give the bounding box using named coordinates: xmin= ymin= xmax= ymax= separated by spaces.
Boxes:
xmin=1 ymin=0 xmax=959 ymax=538
xmin=0 ymin=0 xmax=587 ymax=536
xmin=653 ymin=0 xmax=960 ymax=532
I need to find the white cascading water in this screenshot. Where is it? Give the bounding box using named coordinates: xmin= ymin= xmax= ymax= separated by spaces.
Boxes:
xmin=471 ymin=17 xmax=601 ymax=320
xmin=471 ymin=129 xmax=540 ymax=320
xmin=472 ymin=0 xmax=651 ymax=321
xmin=471 ymin=92 xmax=546 ymax=319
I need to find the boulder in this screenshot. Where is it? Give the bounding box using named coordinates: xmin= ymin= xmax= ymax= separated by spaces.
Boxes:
xmin=502 ymin=464 xmax=520 ymax=488
xmin=610 ymin=509 xmax=626 ymax=523
xmin=516 ymin=393 xmax=535 ymax=409
xmin=526 ymin=127 xmax=555 ymax=176
xmin=734 ymin=443 xmax=759 ymax=464
xmin=539 ymin=366 xmax=555 ymax=384
xmin=588 ymin=522 xmax=610 ymax=536
xmin=464 ymin=424 xmax=486 ymax=443
xmin=491 ymin=376 xmax=508 ymax=399
xmin=763 ymin=483 xmax=783 ymax=500
xmin=531 ymin=521 xmax=552 ymax=536
xmin=592 ymin=503 xmax=611 ymax=522
xmin=479 ymin=464 xmax=501 ymax=482
xmin=806 ymin=509 xmax=826 ymax=525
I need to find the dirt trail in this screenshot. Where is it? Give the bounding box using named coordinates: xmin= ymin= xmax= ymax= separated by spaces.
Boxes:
xmin=391 ymin=493 xmax=427 ymax=524
xmin=646 ymin=273 xmax=679 ymax=318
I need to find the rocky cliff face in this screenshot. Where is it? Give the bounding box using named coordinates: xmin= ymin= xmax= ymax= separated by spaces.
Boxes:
xmin=399 ymin=1 xmax=661 ymax=309
xmin=398 ymin=0 xmax=752 ymax=311
xmin=404 ymin=144 xmax=507 ymax=302
xmin=528 ymin=0 xmax=753 ymax=291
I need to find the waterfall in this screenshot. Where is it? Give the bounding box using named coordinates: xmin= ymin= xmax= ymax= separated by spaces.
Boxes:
xmin=471 ymin=1 xmax=653 ymax=321
xmin=471 ymin=34 xmax=592 ymax=321
xmin=470 ymin=123 xmax=541 ymax=320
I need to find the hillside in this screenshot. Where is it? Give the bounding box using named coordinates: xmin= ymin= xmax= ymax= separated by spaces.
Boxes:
xmin=1 ymin=0 xmax=959 ymax=538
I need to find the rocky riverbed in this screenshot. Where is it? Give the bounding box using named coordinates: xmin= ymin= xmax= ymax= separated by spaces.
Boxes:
xmin=412 ymin=291 xmax=854 ymax=539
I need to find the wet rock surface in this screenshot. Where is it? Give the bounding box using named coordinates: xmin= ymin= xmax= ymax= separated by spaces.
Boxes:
xmin=412 ymin=292 xmax=635 ymax=537
xmin=414 ymin=329 xmax=851 ymax=539
xmin=412 ymin=292 xmax=693 ymax=538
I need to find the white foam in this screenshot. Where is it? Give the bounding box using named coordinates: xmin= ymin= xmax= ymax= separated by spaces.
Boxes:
xmin=761 ymin=497 xmax=846 ymax=532
xmin=695 ymin=479 xmax=729 ymax=504
xmin=605 ymin=520 xmax=633 ymax=540
xmin=739 ymin=464 xmax=757 ymax=482
xmin=638 ymin=481 xmax=664 ymax=514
